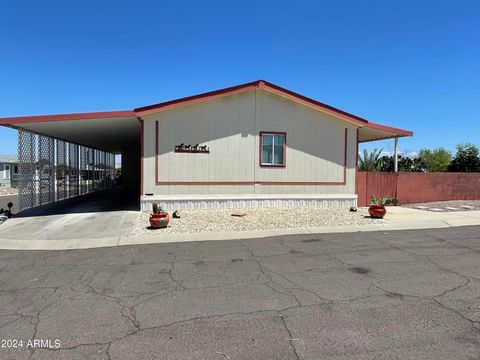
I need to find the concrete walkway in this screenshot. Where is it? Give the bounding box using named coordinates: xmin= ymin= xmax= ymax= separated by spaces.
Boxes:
xmin=0 ymin=206 xmax=479 ymax=250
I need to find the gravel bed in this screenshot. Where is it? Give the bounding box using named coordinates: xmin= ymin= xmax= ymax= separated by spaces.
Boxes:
xmin=130 ymin=207 xmax=381 ymax=236
xmin=404 ymin=200 xmax=480 ymax=211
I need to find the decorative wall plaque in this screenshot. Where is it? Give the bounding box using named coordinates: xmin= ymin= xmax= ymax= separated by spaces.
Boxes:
xmin=174 ymin=143 xmax=210 ymax=153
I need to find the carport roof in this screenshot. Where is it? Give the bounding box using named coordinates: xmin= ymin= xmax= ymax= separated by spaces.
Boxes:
xmin=0 ymin=80 xmax=412 ymax=144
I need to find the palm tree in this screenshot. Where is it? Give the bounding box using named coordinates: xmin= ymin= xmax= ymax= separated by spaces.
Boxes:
xmin=359 ymin=148 xmax=383 ymax=171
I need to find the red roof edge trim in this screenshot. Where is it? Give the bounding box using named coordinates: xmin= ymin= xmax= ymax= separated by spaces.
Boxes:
xmin=261 ymin=81 xmax=368 ymax=125
xmin=0 ymin=110 xmax=135 ymax=125
xmin=134 ymin=80 xmax=261 ymax=115
xmin=365 ymin=122 xmax=413 ymax=137
xmin=134 ymin=80 xmax=369 ymax=126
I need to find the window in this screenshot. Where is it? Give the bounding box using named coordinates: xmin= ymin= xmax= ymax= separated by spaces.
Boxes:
xmin=14 ymin=165 xmax=18 ymax=174
xmin=4 ymin=165 xmax=10 ymax=179
xmin=260 ymin=132 xmax=286 ymax=167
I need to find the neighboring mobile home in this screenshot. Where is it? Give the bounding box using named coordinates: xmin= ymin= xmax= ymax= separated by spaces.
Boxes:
xmin=0 ymin=80 xmax=412 ymax=211
xmin=0 ymin=155 xmax=18 ymax=188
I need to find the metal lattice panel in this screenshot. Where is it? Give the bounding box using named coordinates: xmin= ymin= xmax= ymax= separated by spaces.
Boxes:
xmin=102 ymin=151 xmax=107 ymax=190
xmin=68 ymin=143 xmax=79 ymax=198
xmin=79 ymin=145 xmax=87 ymax=195
xmin=17 ymin=128 xmax=116 ymax=211
xmin=18 ymin=130 xmax=36 ymax=210
xmin=88 ymin=147 xmax=94 ymax=193
xmin=95 ymin=149 xmax=100 ymax=191
xmin=38 ymin=135 xmax=55 ymax=205
xmin=109 ymin=153 xmax=115 ymax=188
xmin=56 ymin=140 xmax=67 ymax=201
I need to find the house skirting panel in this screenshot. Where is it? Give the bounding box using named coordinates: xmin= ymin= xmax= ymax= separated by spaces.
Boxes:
xmin=140 ymin=194 xmax=357 ymax=211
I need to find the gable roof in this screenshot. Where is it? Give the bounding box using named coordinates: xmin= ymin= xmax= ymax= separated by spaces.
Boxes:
xmin=134 ymin=80 xmax=412 ymax=139
xmin=0 ymin=80 xmax=412 ymax=140
xmin=134 ymin=80 xmax=371 ymax=126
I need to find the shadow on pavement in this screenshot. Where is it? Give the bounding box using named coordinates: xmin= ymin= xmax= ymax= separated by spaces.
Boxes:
xmin=14 ymin=187 xmax=140 ymax=218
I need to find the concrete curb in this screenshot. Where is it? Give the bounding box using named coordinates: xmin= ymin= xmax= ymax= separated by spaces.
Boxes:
xmin=117 ymin=220 xmax=478 ymax=247
xmin=0 ymin=236 xmax=120 ymax=251
xmin=0 ymin=207 xmax=479 ymax=250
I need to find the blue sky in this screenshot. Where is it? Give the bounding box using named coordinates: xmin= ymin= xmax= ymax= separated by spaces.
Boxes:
xmin=1 ymin=0 xmax=479 ymax=156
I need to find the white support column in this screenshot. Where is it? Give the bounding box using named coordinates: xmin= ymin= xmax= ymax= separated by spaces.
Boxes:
xmin=394 ymin=137 xmax=398 ymax=172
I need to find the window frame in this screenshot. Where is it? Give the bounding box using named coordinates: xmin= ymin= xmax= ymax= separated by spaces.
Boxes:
xmin=259 ymin=131 xmax=287 ymax=168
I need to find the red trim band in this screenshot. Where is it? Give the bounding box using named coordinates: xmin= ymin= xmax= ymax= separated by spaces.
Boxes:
xmin=139 ymin=118 xmax=144 ymax=195
xmin=343 ymin=127 xmax=348 ymax=182
xmin=155 ymin=120 xmax=159 ymax=184
xmin=155 ymin=121 xmax=348 ymax=185
xmin=355 ymin=128 xmax=359 ymax=173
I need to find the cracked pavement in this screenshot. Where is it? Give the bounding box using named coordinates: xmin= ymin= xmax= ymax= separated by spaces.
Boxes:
xmin=0 ymin=226 xmax=479 ymax=359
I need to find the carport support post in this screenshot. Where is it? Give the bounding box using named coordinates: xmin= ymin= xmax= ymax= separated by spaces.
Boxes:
xmin=394 ymin=137 xmax=398 ymax=172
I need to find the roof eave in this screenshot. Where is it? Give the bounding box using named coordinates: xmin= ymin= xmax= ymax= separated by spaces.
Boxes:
xmin=358 ymin=121 xmax=413 ymax=143
xmin=0 ymin=110 xmax=135 ymax=125
xmin=364 ymin=121 xmax=413 ymax=137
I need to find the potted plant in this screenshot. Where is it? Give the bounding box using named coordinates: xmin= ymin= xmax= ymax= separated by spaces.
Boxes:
xmin=149 ymin=203 xmax=170 ymax=229
xmin=368 ymin=196 xmax=398 ymax=219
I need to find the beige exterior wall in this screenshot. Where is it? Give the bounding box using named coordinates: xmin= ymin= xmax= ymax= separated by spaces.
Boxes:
xmin=142 ymin=90 xmax=358 ymax=196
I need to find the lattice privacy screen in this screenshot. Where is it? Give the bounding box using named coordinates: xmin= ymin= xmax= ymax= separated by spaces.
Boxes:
xmin=18 ymin=129 xmax=115 ymax=211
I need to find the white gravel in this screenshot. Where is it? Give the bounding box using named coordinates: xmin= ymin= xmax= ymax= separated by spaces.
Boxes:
xmin=130 ymin=207 xmax=382 ymax=236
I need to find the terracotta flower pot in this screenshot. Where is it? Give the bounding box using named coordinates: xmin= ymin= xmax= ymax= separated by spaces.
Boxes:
xmin=368 ymin=205 xmax=386 ymax=219
xmin=149 ymin=213 xmax=170 ymax=229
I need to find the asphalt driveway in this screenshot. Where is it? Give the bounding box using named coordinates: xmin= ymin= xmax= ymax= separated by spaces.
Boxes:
xmin=0 ymin=226 xmax=479 ymax=359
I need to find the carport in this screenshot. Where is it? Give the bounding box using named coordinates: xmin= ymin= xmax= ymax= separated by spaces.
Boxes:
xmin=0 ymin=111 xmax=141 ymax=212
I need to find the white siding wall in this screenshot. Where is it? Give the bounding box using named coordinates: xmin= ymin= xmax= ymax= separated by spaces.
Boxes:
xmin=143 ymin=90 xmax=358 ymax=196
